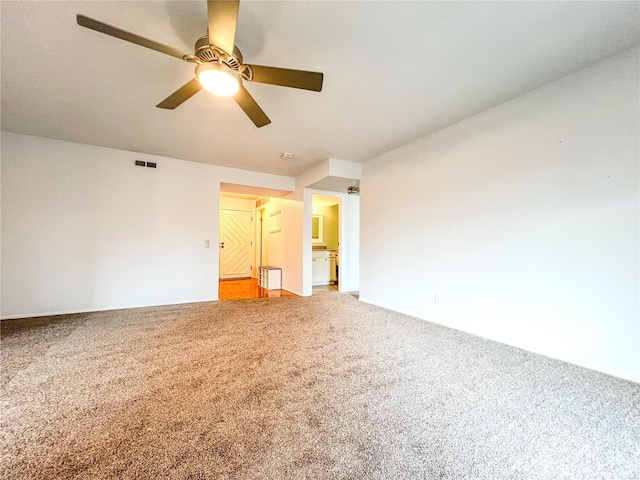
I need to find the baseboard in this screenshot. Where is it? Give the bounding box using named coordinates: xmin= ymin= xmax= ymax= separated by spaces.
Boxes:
xmin=358 ymin=297 xmax=640 ymax=385
xmin=1 ymin=298 xmax=219 ymax=321
xmin=282 ymin=288 xmax=305 ymax=297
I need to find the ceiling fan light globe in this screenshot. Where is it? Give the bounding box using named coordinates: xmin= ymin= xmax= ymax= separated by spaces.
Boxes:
xmin=196 ymin=63 xmax=240 ymax=97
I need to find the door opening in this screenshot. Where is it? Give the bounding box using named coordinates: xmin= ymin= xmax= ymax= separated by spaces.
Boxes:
xmin=218 ymin=190 xmax=295 ymax=300
xmin=311 ymin=194 xmax=340 ymax=293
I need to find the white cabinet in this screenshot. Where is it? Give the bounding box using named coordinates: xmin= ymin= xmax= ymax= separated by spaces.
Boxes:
xmin=312 ymin=252 xmax=326 ymax=285
xmin=312 ymin=250 xmax=336 ymax=286
xmin=259 ymin=266 xmax=282 ymax=290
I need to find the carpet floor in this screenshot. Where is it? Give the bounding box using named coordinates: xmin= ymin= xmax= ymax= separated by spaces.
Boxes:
xmin=1 ymin=293 xmax=639 ymax=479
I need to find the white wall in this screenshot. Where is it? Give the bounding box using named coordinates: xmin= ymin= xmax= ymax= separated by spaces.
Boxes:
xmin=339 ymin=193 xmax=360 ymax=293
xmin=1 ymin=133 xmax=293 ymax=318
xmin=323 ymin=205 xmax=339 ymax=251
xmin=328 ymin=158 xmax=362 ymax=181
xmin=261 ymin=197 xmax=304 ymax=295
xmin=312 ymin=203 xmax=339 ymax=250
xmin=293 ymin=158 xmax=362 ymax=199
xmin=220 ymin=196 xmax=256 ymax=211
xmin=360 ymin=47 xmax=640 ymax=382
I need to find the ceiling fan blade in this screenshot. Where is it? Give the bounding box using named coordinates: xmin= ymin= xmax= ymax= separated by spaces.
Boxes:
xmin=207 ymin=1 xmax=240 ymax=55
xmin=234 ymin=86 xmax=271 ymax=128
xmin=247 ymin=65 xmax=324 ymax=92
xmin=77 ymin=15 xmax=189 ymax=61
xmin=156 ymin=79 xmax=202 ymax=109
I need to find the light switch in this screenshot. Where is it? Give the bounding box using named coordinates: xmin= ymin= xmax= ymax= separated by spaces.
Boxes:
xmin=204 ymin=240 xmax=210 ymax=248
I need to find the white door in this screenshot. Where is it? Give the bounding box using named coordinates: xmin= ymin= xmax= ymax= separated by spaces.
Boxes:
xmin=219 ymin=209 xmax=253 ymax=279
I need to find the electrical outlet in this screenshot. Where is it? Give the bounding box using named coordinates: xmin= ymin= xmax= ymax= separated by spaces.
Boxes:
xmin=204 ymin=240 xmax=210 ymax=248
xmin=121 ymin=283 xmax=127 ymax=292
xmin=434 ymin=293 xmax=440 ymax=304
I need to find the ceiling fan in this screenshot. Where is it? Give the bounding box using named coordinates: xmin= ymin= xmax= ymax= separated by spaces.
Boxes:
xmin=76 ymin=1 xmax=324 ymax=128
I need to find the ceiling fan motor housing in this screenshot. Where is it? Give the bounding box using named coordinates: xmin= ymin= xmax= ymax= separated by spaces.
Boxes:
xmin=194 ymin=36 xmax=243 ymax=70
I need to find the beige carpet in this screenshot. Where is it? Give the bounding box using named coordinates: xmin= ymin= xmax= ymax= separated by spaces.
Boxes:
xmin=1 ymin=293 xmax=639 ymax=479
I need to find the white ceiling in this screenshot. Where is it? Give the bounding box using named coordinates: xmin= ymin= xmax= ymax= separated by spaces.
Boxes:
xmin=2 ymin=1 xmax=639 ymax=177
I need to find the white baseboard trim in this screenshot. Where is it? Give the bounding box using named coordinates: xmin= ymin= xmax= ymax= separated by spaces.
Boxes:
xmin=1 ymin=298 xmax=219 ymax=321
xmin=358 ymin=297 xmax=640 ymax=385
xmin=283 ymin=288 xmax=305 ymax=297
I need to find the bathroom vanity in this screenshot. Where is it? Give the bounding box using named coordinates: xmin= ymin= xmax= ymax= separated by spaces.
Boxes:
xmin=312 ymin=250 xmax=337 ymax=286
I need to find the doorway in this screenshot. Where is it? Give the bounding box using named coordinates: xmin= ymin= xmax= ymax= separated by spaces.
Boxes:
xmin=219 ymin=190 xmax=295 ymax=300
xmin=311 ymin=194 xmax=340 ymax=293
